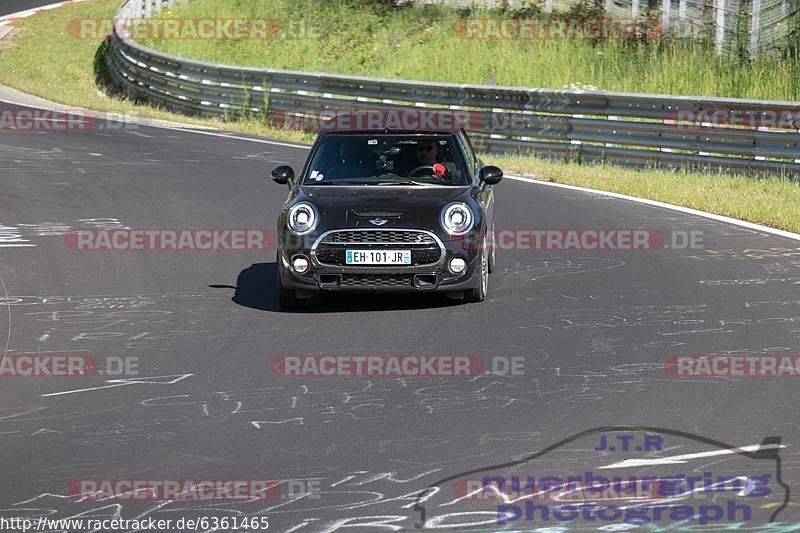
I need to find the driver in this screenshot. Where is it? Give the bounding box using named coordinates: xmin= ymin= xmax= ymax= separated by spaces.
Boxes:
xmin=415 ymin=140 xmax=439 ymax=166
xmin=412 ymin=140 xmax=449 ymax=180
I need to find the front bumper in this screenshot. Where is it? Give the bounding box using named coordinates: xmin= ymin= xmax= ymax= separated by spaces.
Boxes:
xmin=278 ymin=228 xmax=482 ymax=293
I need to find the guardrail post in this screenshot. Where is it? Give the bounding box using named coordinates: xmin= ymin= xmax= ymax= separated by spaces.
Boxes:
xmin=714 ymin=0 xmax=726 ymax=56
xmin=678 ymin=0 xmax=688 ymax=37
xmin=749 ymin=0 xmax=761 ymax=59
xmin=661 ymin=0 xmax=671 ymax=33
xmin=632 ymin=0 xmax=639 ymax=19
xmin=543 ymin=0 xmax=553 ymax=14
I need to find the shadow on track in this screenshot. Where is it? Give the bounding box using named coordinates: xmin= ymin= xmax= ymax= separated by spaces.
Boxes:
xmin=211 ymin=262 xmax=465 ymax=313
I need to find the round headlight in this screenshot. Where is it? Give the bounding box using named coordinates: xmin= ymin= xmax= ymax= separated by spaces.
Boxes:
xmin=440 ymin=202 xmax=474 ymax=236
xmin=288 ymin=202 xmax=318 ymax=235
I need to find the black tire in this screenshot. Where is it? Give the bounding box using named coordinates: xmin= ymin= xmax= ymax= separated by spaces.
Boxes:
xmin=277 ymin=254 xmax=302 ymax=310
xmin=464 ymin=237 xmax=488 ymax=303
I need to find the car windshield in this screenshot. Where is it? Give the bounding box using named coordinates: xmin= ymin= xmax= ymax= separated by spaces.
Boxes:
xmin=301 ymin=134 xmax=470 ymax=186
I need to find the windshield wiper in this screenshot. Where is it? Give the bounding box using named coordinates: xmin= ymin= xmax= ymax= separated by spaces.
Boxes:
xmin=304 ymin=178 xmax=430 ymax=186
xmin=304 ymin=179 xmax=368 ymax=185
xmin=375 ymin=180 xmax=428 ymax=186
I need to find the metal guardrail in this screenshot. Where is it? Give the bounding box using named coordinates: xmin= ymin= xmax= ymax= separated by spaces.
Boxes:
xmin=106 ymin=0 xmax=800 ymax=173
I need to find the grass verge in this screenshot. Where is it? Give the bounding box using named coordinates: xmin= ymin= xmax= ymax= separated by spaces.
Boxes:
xmin=0 ymin=0 xmax=312 ymax=142
xmin=0 ymin=0 xmax=797 ymax=233
xmin=486 ymin=155 xmax=800 ymax=233
xmin=139 ymin=0 xmax=800 ymax=101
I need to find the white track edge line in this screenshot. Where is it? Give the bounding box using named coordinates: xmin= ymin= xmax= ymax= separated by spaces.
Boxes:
xmin=0 ymin=97 xmax=310 ymax=149
xmin=504 ymin=175 xmax=800 ymax=242
xmin=156 ymin=127 xmax=310 ymax=149
xmin=0 ymin=0 xmax=89 ymax=26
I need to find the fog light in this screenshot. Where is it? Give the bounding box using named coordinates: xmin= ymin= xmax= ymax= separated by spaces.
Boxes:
xmin=292 ymin=256 xmax=309 ymax=274
xmin=449 ymin=258 xmax=467 ymax=274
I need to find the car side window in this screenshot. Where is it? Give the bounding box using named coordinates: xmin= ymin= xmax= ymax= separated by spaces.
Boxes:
xmin=457 ymin=131 xmax=478 ymax=179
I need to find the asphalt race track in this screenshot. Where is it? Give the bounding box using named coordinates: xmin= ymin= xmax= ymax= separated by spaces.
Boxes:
xmin=3 ymin=0 xmax=59 ymax=13
xmin=1 ymin=2 xmax=799 ymax=532
xmin=0 ymin=0 xmax=75 ymax=19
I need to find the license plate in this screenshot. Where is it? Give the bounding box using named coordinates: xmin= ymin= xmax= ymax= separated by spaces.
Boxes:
xmin=346 ymin=249 xmax=411 ymax=265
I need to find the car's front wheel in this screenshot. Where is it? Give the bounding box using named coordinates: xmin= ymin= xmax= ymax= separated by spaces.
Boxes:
xmin=464 ymin=237 xmax=488 ymax=303
xmin=277 ymin=253 xmax=302 ymax=310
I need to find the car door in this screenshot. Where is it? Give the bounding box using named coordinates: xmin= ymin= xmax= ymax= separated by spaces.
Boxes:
xmin=457 ymin=130 xmax=494 ymax=234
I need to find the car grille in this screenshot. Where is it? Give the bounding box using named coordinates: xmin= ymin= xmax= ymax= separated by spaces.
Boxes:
xmin=315 ymin=230 xmax=442 ymax=266
xmin=315 ymin=248 xmax=440 ymax=265
xmin=340 ymin=274 xmax=414 ymax=287
xmin=322 ymin=230 xmax=436 ymax=244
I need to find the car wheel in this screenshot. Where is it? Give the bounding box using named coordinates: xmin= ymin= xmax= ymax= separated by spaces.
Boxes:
xmin=488 ymin=223 xmax=496 ymax=274
xmin=465 ymin=236 xmax=488 ymax=303
xmin=277 ymin=253 xmax=302 ymax=310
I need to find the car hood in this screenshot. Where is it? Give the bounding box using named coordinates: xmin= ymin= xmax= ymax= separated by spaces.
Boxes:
xmin=298 ymin=186 xmax=474 ymax=230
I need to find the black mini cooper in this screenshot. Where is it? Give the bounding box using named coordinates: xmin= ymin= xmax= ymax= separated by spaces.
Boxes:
xmin=271 ymin=129 xmax=502 ymax=309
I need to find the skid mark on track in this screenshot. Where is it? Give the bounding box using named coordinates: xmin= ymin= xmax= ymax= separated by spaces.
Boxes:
xmin=3 ymin=292 xmax=244 ymax=353
xmin=0 ymin=218 xmax=128 ymax=248
xmin=0 ymin=267 xmax=11 ymax=372
xmin=41 ymin=374 xmax=193 ymax=397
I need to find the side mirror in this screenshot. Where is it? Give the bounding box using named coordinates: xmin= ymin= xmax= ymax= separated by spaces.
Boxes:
xmin=271 ymin=165 xmax=295 ymax=186
xmin=479 ymin=166 xmax=503 ymax=185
